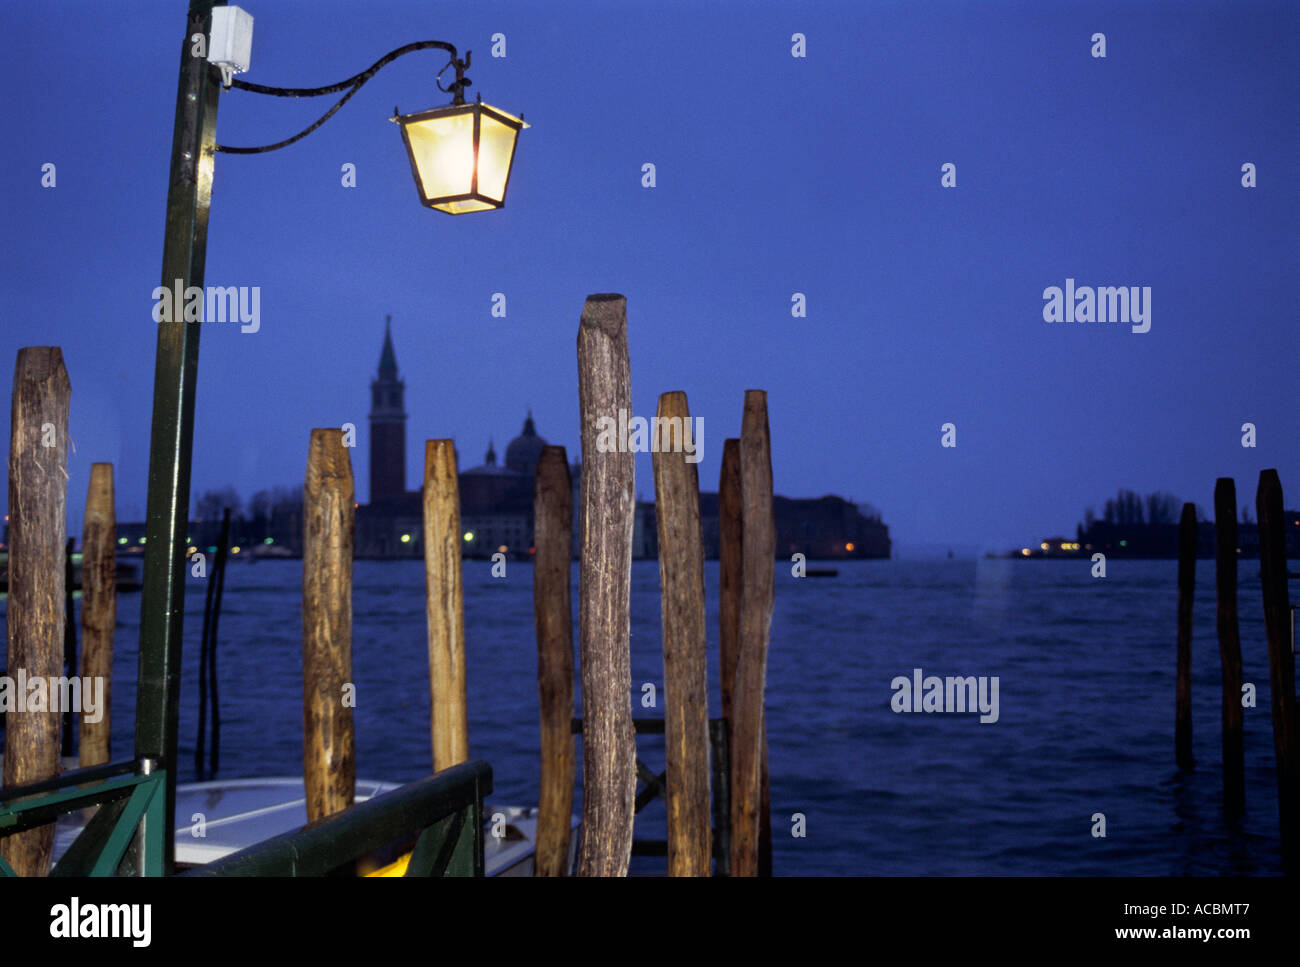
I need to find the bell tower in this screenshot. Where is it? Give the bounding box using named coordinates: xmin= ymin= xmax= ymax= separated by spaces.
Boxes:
xmin=369 ymin=315 xmax=407 ymax=503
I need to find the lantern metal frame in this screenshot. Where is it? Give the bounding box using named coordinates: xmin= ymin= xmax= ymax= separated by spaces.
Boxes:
xmin=391 ymin=93 xmax=529 ymax=214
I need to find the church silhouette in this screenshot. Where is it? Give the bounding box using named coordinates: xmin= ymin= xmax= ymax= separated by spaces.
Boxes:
xmin=356 ymin=317 xmax=579 ymax=558
xmin=356 ymin=319 xmax=889 ymax=561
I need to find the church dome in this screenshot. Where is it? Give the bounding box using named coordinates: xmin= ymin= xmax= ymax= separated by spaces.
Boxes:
xmin=504 ymin=411 xmax=547 ymax=475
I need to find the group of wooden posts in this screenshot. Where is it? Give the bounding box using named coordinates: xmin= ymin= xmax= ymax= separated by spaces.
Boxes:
xmin=3 ymin=348 xmax=118 ymax=876
xmin=9 ymin=330 xmax=1298 ymax=878
xmin=302 ymin=293 xmax=774 ymax=876
xmin=2 ymin=292 xmax=774 ymax=878
xmin=546 ymin=294 xmax=775 ymax=876
xmin=1173 ymin=470 xmax=1296 ymax=871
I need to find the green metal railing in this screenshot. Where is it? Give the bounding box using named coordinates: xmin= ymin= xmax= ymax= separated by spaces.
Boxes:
xmin=0 ymin=758 xmax=167 ymax=877
xmin=0 ymin=759 xmax=491 ymax=878
xmin=183 ymin=761 xmax=491 ymax=877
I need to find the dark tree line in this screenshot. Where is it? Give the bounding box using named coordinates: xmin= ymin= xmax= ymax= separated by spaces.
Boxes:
xmin=1079 ymin=488 xmax=1220 ymax=537
xmin=193 ymin=485 xmax=304 ymax=550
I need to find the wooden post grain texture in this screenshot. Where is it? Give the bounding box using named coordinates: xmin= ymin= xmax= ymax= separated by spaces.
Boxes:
xmin=575 ymin=294 xmax=636 ymax=876
xmin=1257 ymin=470 xmax=1296 ymax=870
xmin=301 ymin=428 xmax=356 ymax=823
xmin=759 ymin=736 xmax=772 ymax=876
xmin=2 ymin=347 xmax=70 ymax=876
xmin=731 ymin=390 xmax=775 ymax=877
xmin=653 ymin=391 xmax=711 ymax=876
xmin=1213 ymin=478 xmax=1243 ymax=814
xmin=1175 ymin=502 xmax=1196 ymax=771
xmin=424 ymin=439 xmax=469 ymax=772
xmin=533 ymin=445 xmax=576 ymax=876
xmin=80 ymin=462 xmax=116 ymax=768
xmin=718 ymin=438 xmax=742 ymax=735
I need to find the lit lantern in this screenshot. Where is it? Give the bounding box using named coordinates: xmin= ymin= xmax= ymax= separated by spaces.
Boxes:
xmin=392 ymin=94 xmax=528 ymax=214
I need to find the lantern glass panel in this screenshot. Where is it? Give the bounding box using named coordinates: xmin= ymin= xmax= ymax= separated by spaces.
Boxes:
xmin=405 ymin=110 xmax=475 ymax=201
xmin=476 ymin=112 xmax=519 ymax=204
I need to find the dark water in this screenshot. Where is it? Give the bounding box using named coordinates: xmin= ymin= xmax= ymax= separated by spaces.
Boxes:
xmin=4 ymin=557 xmax=1288 ymax=875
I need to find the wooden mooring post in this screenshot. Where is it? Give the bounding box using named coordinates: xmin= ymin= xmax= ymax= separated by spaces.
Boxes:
xmin=652 ymin=391 xmax=711 ymax=876
xmin=301 ymin=429 xmax=356 ymax=823
xmin=533 ymin=445 xmax=576 ymax=876
xmin=1256 ymin=469 xmax=1296 ymax=870
xmin=1175 ymin=501 xmax=1196 ymax=771
xmin=424 ymin=439 xmax=469 ymax=772
xmin=731 ymin=390 xmax=775 ymax=877
xmin=1213 ymin=478 xmax=1243 ymax=814
xmin=759 ymin=735 xmax=772 ymax=876
xmin=575 ymin=294 xmax=637 ymax=876
xmin=79 ymin=462 xmax=116 ymax=768
xmin=718 ymin=438 xmax=743 ymax=874
xmin=719 ymin=438 xmax=742 ymax=740
xmin=2 ymin=347 xmax=71 ymax=877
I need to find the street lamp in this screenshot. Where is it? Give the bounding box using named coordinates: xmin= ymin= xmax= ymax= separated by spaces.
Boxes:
xmin=216 ymin=36 xmax=527 ymax=213
xmin=393 ymin=96 xmax=529 ymax=214
xmin=137 ymin=1 xmax=526 ymax=873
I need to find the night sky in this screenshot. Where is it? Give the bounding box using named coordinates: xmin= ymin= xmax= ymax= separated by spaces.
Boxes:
xmin=2 ymin=0 xmax=1296 ymax=554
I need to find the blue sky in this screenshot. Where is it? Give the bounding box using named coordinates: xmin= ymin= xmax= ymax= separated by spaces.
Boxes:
xmin=2 ymin=0 xmax=1296 ymax=552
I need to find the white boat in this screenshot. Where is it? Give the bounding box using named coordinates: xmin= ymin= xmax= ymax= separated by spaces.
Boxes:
xmin=52 ymin=777 xmax=579 ymax=877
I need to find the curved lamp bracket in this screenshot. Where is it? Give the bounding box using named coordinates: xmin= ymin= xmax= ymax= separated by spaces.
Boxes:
xmin=215 ymin=41 xmax=471 ymax=155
